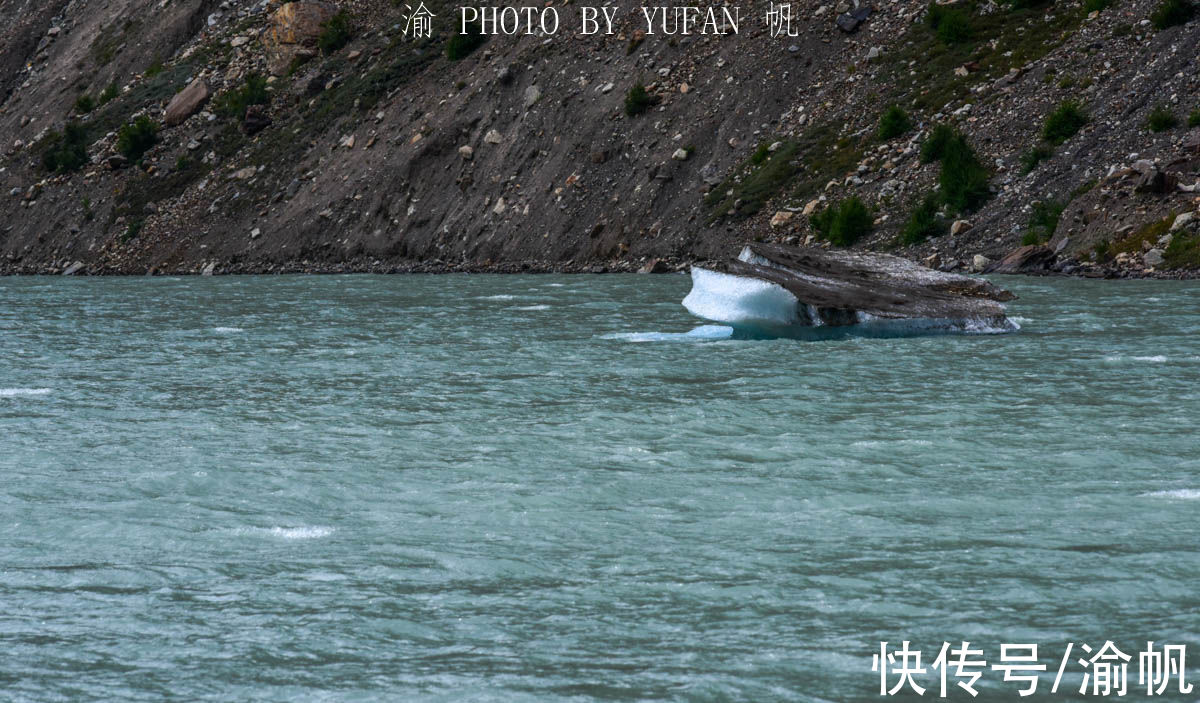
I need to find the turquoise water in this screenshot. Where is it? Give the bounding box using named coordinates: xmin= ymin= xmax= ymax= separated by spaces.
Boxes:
xmin=1 ymin=274 xmax=1198 ymax=701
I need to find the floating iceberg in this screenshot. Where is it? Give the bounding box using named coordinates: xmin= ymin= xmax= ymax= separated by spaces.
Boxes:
xmin=682 ymin=244 xmax=1019 ymax=339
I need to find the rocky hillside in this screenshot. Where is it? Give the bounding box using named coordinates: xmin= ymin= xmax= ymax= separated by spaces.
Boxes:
xmin=1 ymin=0 xmax=1198 ymax=276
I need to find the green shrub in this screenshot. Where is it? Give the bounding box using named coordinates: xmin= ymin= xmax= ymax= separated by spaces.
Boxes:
xmin=213 ymin=73 xmax=269 ymax=119
xmin=99 ymin=81 xmax=119 ymax=105
xmin=1150 ymin=0 xmax=1196 ymax=29
xmin=121 ymin=218 xmax=144 ymax=243
xmin=926 ymin=4 xmax=973 ymax=45
xmin=878 ymin=105 xmax=913 ymax=141
xmin=1042 ymin=101 xmax=1088 ymax=145
xmin=446 ymin=29 xmax=487 ymax=60
xmin=42 ymin=122 xmax=90 ymax=174
xmin=1146 ymin=105 xmax=1179 ymax=132
xmin=318 ymin=10 xmax=353 ymax=53
xmin=1084 ymin=0 xmax=1113 ymax=11
xmin=920 ymin=124 xmax=956 ymax=164
xmin=624 ymin=82 xmax=655 ymax=117
xmin=1020 ymin=144 xmax=1054 ymax=174
xmin=1026 ymin=199 xmax=1066 ymax=243
xmin=74 ymin=94 xmax=96 ymax=114
xmin=811 ymin=196 xmax=873 ymax=247
xmin=117 ymin=115 xmax=158 ymax=162
xmin=1021 ymin=231 xmax=1041 ymax=246
xmin=750 ymin=141 xmax=771 ymax=165
xmin=900 ymin=193 xmax=945 ymax=245
xmin=1189 ymin=108 xmax=1200 ymax=128
xmin=939 ymin=134 xmax=991 ymax=213
xmin=145 ymin=57 xmax=164 ymax=78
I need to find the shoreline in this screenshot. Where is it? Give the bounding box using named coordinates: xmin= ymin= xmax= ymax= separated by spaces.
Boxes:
xmin=2 ymin=256 xmax=1199 ymax=280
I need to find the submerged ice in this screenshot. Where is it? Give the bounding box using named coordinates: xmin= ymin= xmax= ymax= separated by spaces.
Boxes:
xmin=682 ymin=244 xmax=1019 ymax=339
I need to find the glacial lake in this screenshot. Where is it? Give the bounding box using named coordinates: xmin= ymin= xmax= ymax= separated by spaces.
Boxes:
xmin=2 ymin=274 xmax=1198 ymax=701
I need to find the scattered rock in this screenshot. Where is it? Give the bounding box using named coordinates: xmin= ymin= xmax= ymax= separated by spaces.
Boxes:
xmin=770 ymin=211 xmax=794 ymax=228
xmin=250 ymin=227 xmax=262 ymax=239
xmin=671 ymin=148 xmax=690 ymax=161
xmin=971 ymin=254 xmax=992 ymax=272
xmin=62 ymin=261 xmax=84 ymax=276
xmin=523 ymin=85 xmax=541 ymax=109
xmin=484 ymin=129 xmax=503 ymax=144
xmin=950 ymin=220 xmax=972 ymax=236
xmin=243 ymin=106 xmax=272 ymax=135
xmin=232 ymin=166 xmax=256 ymax=180
xmin=458 ymin=145 xmax=474 ymax=160
xmin=1143 ymin=249 xmax=1165 ymax=267
xmin=202 ymin=262 xmax=217 ymax=276
xmin=836 ymin=6 xmax=871 ymax=32
xmin=1170 ymin=212 xmax=1195 ymax=232
xmin=638 ymin=258 xmax=670 ymax=274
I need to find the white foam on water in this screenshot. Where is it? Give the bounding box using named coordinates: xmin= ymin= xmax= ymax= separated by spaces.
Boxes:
xmin=1105 ymin=355 xmax=1168 ymax=363
xmin=545 ymin=283 xmax=566 ymax=287
xmin=214 ymin=327 xmax=244 ymax=333
xmin=515 ymin=305 xmax=550 ymax=311
xmin=0 ymin=388 xmax=52 ymax=397
xmin=478 ymin=294 xmax=515 ymax=300
xmin=267 ymin=526 xmax=334 ymax=540
xmin=682 ymin=268 xmax=800 ymax=333
xmin=1140 ymin=489 xmax=1200 ymax=500
xmin=602 ymin=325 xmax=734 ymax=343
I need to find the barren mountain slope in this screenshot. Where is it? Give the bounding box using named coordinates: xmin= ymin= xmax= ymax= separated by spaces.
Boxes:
xmin=1 ymin=0 xmax=1197 ymax=275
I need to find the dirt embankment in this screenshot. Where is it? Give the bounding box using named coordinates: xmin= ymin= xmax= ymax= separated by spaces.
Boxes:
xmin=1 ymin=0 xmax=1198 ymax=277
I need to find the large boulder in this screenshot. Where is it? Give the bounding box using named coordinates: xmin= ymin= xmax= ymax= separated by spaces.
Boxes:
xmin=983 ymin=245 xmax=1056 ymax=274
xmin=163 ymin=79 xmax=210 ymax=127
xmin=263 ymin=1 xmax=337 ymax=76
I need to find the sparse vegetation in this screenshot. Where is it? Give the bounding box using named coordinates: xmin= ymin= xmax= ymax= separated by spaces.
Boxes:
xmin=1042 ymin=102 xmax=1088 ymax=145
xmin=704 ymin=141 xmax=799 ymax=220
xmin=1111 ymin=215 xmax=1174 ymax=257
xmin=624 ymin=82 xmax=655 ymax=117
xmin=900 ymin=194 xmax=945 ymax=245
xmin=1188 ymin=108 xmax=1200 ymax=128
xmin=144 ymin=57 xmax=164 ymax=78
xmin=877 ymin=105 xmax=913 ymax=141
xmin=1146 ymin=105 xmax=1179 ymax=132
xmin=446 ymin=28 xmax=487 ymax=60
xmin=810 ymin=196 xmax=873 ymax=247
xmin=121 ymin=218 xmax=144 ymax=243
xmin=1164 ymin=234 xmax=1200 ymax=268
xmin=74 ymin=94 xmax=96 ymax=115
xmin=99 ymin=82 xmax=119 ymax=105
xmin=42 ymin=123 xmax=90 ymax=174
xmin=1025 ymin=199 xmax=1066 ymax=244
xmin=1020 ymin=145 xmax=1054 ymax=175
xmin=750 ymin=141 xmax=771 ymax=165
xmin=926 ymin=4 xmax=973 ymax=45
xmin=116 ymin=115 xmax=158 ymax=162
xmin=318 ymin=10 xmax=353 ymax=54
xmin=1084 ymin=0 xmax=1114 ymax=10
xmin=213 ymin=73 xmax=269 ymax=119
xmin=1150 ymin=0 xmax=1196 ymax=29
